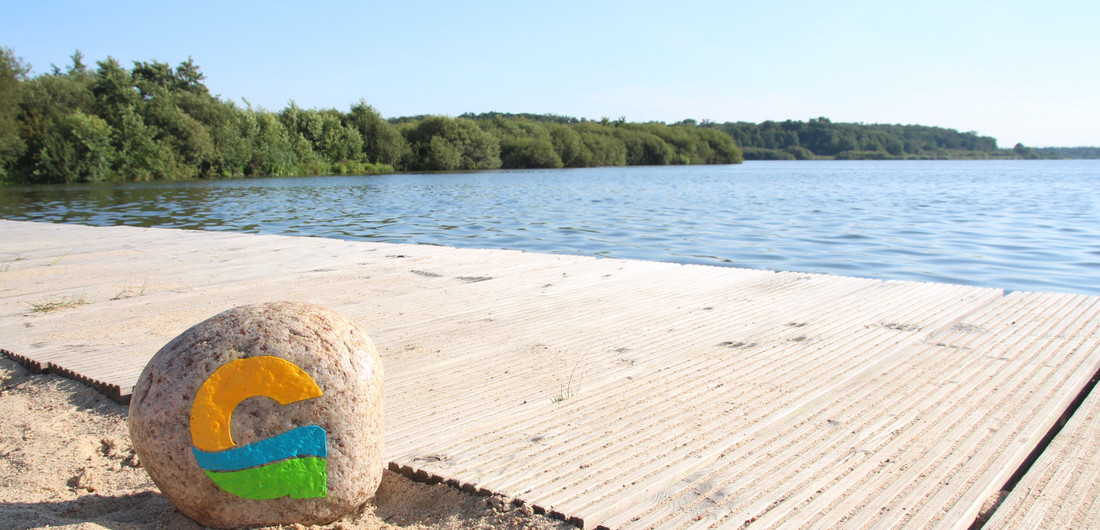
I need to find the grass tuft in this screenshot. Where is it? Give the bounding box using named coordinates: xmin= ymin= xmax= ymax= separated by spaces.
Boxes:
xmin=49 ymin=251 xmax=72 ymax=266
xmin=28 ymin=293 xmax=87 ymax=313
xmin=1 ymin=256 xmax=25 ymax=272
xmin=112 ymin=277 xmax=150 ymax=300
xmin=551 ymin=354 xmax=588 ymax=403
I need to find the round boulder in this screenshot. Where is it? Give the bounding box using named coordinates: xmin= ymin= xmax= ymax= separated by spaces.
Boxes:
xmin=129 ymin=302 xmax=384 ymax=528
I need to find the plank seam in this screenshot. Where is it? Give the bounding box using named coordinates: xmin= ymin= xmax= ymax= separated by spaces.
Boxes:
xmin=971 ymin=356 xmax=1100 ymax=529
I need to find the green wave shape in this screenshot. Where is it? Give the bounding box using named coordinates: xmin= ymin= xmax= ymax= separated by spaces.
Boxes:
xmin=204 ymin=457 xmax=327 ymax=499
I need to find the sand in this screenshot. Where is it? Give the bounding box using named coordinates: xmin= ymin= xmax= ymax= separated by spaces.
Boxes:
xmin=0 ymin=357 xmax=574 ymax=530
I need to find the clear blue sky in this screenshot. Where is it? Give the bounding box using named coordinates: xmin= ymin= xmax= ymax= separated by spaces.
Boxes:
xmin=4 ymin=0 xmax=1098 ymax=147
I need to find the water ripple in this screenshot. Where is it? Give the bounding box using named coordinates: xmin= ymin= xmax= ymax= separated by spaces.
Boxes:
xmin=1 ymin=160 xmax=1098 ymax=295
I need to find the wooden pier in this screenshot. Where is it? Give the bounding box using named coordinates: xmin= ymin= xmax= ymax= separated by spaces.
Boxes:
xmin=2 ymin=219 xmax=1098 ymax=528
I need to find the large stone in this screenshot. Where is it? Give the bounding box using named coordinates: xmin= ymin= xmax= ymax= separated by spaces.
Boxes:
xmin=128 ymin=302 xmax=384 ymax=528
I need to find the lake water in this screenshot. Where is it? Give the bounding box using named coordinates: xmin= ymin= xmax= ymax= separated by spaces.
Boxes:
xmin=2 ymin=160 xmax=1099 ymax=295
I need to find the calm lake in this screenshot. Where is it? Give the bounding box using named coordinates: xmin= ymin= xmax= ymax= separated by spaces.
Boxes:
xmin=2 ymin=160 xmax=1099 ymax=295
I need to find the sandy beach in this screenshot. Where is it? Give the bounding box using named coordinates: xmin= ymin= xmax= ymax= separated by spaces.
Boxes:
xmin=0 ymin=357 xmax=573 ymax=530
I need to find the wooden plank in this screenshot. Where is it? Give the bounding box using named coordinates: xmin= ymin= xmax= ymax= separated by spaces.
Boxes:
xmin=3 ymin=219 xmax=1100 ymax=529
xmin=983 ymin=298 xmax=1100 ymax=529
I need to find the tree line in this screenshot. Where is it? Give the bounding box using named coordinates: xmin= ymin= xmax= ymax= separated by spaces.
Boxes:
xmin=711 ymin=118 xmax=1010 ymax=160
xmin=1032 ymin=146 xmax=1100 ymax=159
xmin=2 ymin=48 xmax=1091 ymax=185
xmin=702 ymin=119 xmax=1100 ymax=161
xmin=0 ymin=49 xmax=743 ymax=184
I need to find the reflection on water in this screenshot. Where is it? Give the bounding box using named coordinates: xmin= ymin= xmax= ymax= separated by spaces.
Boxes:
xmin=1 ymin=160 xmax=1098 ymax=295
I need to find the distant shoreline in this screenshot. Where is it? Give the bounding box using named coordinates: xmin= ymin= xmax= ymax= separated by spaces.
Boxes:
xmin=4 ymin=49 xmax=1095 ymax=186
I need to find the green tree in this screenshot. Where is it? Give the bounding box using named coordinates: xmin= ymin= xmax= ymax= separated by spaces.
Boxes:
xmin=695 ymin=127 xmax=743 ymax=163
xmin=34 ymin=110 xmax=116 ymax=183
xmin=141 ymin=95 xmax=213 ymax=178
xmin=0 ymin=47 xmax=30 ymax=179
xmin=574 ymin=122 xmax=626 ymax=166
xmin=91 ymin=57 xmax=139 ymax=127
xmin=318 ymin=111 xmax=364 ymax=163
xmin=111 ymin=106 xmax=172 ymax=180
xmin=173 ymin=57 xmax=208 ymax=95
xmin=424 ymin=135 xmax=461 ymax=170
xmin=783 ymin=145 xmax=814 ymax=160
xmin=131 ymin=60 xmax=177 ymax=99
xmin=347 ymin=100 xmax=408 ymax=165
xmin=14 ymin=69 xmax=96 ymax=182
xmin=278 ymin=102 xmax=328 ymax=173
xmin=280 ymin=102 xmax=325 ymax=146
xmin=402 ymin=116 xmax=501 ymax=170
xmin=547 ymin=123 xmax=586 ymax=167
xmin=614 ymin=126 xmax=673 ymax=165
xmin=66 ymin=50 xmax=89 ymax=76
xmin=883 ymin=137 xmax=904 ymax=156
xmin=174 ymin=92 xmax=251 ymax=176
xmin=87 ymin=56 xmax=174 ymax=180
xmin=1013 ymin=143 xmax=1038 ymax=159
xmin=500 ymin=137 xmax=562 ymax=168
xmin=248 ymin=111 xmax=297 ymax=175
xmin=483 ymin=117 xmax=562 ymax=169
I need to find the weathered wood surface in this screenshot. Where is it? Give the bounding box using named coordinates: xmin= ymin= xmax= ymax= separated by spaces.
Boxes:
xmin=984 ymin=349 xmax=1100 ymax=529
xmin=2 ymin=219 xmax=1098 ymax=528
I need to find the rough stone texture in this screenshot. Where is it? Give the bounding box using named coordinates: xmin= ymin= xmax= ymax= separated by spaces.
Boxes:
xmin=128 ymin=302 xmax=384 ymax=528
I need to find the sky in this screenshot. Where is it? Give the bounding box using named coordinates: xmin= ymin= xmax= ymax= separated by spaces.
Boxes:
xmin=3 ymin=0 xmax=1098 ymax=148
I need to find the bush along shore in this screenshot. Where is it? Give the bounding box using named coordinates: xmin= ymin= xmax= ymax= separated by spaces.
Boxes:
xmin=1 ymin=48 xmax=1090 ymax=185
xmin=0 ymin=49 xmax=741 ymax=184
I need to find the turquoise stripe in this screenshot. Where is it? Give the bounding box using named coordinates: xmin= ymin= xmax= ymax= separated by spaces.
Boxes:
xmin=193 ymin=425 xmax=327 ymax=471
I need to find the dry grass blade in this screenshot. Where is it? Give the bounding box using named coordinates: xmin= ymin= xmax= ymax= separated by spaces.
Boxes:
xmin=112 ymin=277 xmax=150 ymax=300
xmin=28 ymin=294 xmax=87 ymax=313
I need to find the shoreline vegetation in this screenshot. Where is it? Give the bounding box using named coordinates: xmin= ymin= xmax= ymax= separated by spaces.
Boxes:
xmin=1 ymin=48 xmax=1096 ymax=186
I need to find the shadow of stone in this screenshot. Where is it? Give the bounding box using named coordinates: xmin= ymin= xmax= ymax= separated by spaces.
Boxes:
xmin=0 ymin=357 xmax=128 ymax=418
xmin=1 ymin=471 xmax=574 ymax=529
xmin=0 ymin=491 xmax=200 ymax=530
xmin=42 ymin=374 xmax=128 ymax=417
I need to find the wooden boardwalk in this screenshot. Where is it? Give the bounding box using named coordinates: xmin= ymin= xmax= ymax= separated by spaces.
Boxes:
xmin=984 ymin=357 xmax=1100 ymax=528
xmin=2 ymin=219 xmax=1099 ymax=528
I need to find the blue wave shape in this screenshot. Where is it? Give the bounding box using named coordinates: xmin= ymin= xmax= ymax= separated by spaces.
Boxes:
xmin=192 ymin=425 xmax=327 ymax=471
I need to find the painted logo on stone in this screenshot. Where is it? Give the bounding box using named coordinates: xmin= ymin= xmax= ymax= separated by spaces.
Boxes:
xmin=190 ymin=356 xmax=327 ymax=499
